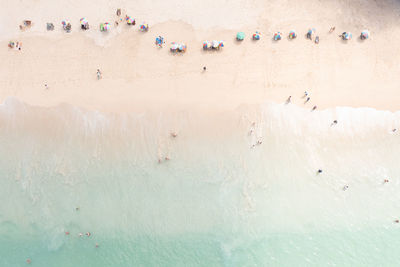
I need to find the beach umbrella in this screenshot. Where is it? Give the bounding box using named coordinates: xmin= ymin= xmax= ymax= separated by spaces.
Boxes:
xmin=252 ymin=31 xmax=261 ymax=40
xmin=126 ymin=16 xmax=135 ymax=25
xmin=219 ymin=41 xmax=224 ymax=48
xmin=100 ymin=22 xmax=110 ymax=32
xmin=80 ymin=18 xmax=89 ymax=30
xmin=203 ymin=41 xmax=211 ymax=49
xmin=170 ymin=42 xmax=179 ymax=52
xmin=289 ymin=30 xmax=297 ymax=39
xmin=212 ymin=40 xmax=220 ymax=49
xmin=80 ymin=18 xmax=88 ymax=25
xmin=178 ymin=44 xmax=187 ymax=52
xmin=273 ymin=32 xmax=282 ymax=41
xmin=155 ymin=36 xmax=165 ymax=47
xmin=360 ymin=30 xmax=369 ymax=40
xmin=307 ymin=28 xmax=315 ymax=39
xmin=140 ymin=23 xmax=149 ymax=31
xmin=236 ymin=32 xmax=245 ymax=41
xmin=62 ymin=20 xmax=71 ymax=32
xmin=342 ymin=32 xmax=352 ymax=40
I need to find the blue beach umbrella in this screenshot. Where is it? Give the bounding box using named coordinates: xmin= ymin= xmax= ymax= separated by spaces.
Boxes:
xmin=155 ymin=36 xmax=165 ymax=47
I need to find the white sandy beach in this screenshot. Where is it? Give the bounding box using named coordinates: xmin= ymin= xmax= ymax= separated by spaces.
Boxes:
xmin=1 ymin=0 xmax=400 ymax=113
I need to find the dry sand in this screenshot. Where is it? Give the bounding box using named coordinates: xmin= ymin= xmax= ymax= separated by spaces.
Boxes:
xmin=1 ymin=0 xmax=400 ymax=113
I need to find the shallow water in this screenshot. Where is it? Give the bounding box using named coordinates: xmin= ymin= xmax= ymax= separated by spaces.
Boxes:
xmin=0 ymin=98 xmax=400 ymax=266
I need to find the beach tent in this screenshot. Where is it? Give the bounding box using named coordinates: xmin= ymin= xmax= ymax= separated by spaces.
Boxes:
xmin=288 ymin=30 xmax=297 ymax=39
xmin=140 ymin=23 xmax=149 ymax=32
xmin=80 ymin=18 xmax=89 ymax=30
xmin=307 ymin=28 xmax=315 ymax=39
xmin=273 ymin=32 xmax=282 ymax=41
xmin=203 ymin=41 xmax=211 ymax=50
xmin=100 ymin=22 xmax=110 ymax=32
xmin=155 ymin=36 xmax=165 ymax=47
xmin=236 ymin=32 xmax=245 ymax=41
xmin=252 ymin=31 xmax=261 ymax=40
xmin=360 ymin=30 xmax=369 ymax=40
xmin=342 ymin=32 xmax=352 ymax=40
xmin=126 ymin=16 xmax=135 ymax=25
xmin=62 ymin=20 xmax=71 ymax=32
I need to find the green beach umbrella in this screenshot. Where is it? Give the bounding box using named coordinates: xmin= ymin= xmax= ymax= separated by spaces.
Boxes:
xmin=236 ymin=32 xmax=245 ymax=41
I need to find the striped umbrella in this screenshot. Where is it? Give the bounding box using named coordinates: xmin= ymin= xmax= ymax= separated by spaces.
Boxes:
xmin=140 ymin=23 xmax=149 ymax=31
xmin=252 ymin=31 xmax=261 ymax=40
xmin=203 ymin=41 xmax=211 ymax=49
xmin=360 ymin=30 xmax=369 ymax=40
xmin=289 ymin=30 xmax=297 ymax=39
xmin=126 ymin=16 xmax=135 ymax=25
xmin=80 ymin=18 xmax=88 ymax=26
xmin=342 ymin=32 xmax=352 ymax=40
xmin=273 ymin=32 xmax=282 ymax=41
xmin=178 ymin=44 xmax=187 ymax=52
xmin=100 ymin=22 xmax=110 ymax=32
xmin=170 ymin=42 xmax=179 ymax=52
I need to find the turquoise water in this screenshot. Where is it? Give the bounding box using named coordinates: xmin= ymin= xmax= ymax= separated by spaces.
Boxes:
xmin=1 ymin=98 xmax=400 ymax=266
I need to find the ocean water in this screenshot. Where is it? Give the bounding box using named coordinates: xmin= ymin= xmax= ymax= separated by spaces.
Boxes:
xmin=1 ymin=97 xmax=400 ymax=266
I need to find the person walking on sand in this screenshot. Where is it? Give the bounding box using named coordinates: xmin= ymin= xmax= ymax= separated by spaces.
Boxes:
xmin=304 ymin=97 xmax=310 ymax=104
xmin=329 ymin=27 xmax=335 ymax=33
xmin=286 ymin=96 xmax=291 ymax=104
xmin=312 ymin=106 xmax=317 ymax=111
xmin=303 ymin=91 xmax=308 ymax=98
xmin=97 ymin=69 xmax=102 ymax=80
xmin=331 ymin=120 xmax=338 ymax=126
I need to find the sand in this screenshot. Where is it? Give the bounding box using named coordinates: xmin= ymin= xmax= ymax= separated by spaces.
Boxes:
xmin=1 ymin=0 xmax=400 ymax=113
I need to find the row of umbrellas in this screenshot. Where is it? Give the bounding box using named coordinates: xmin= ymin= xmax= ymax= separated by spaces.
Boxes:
xmin=60 ymin=18 xmax=149 ymax=32
xmin=203 ymin=40 xmax=225 ymax=50
xmin=161 ymin=28 xmax=370 ymax=54
xmin=170 ymin=42 xmax=187 ymax=53
xmin=236 ymin=29 xmax=370 ymax=41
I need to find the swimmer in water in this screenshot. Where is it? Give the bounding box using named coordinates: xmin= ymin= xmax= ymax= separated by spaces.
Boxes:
xmin=26 ymin=259 xmax=31 ymax=264
xmin=65 ymin=231 xmax=70 ymax=235
xmin=78 ymin=233 xmax=83 ymax=237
